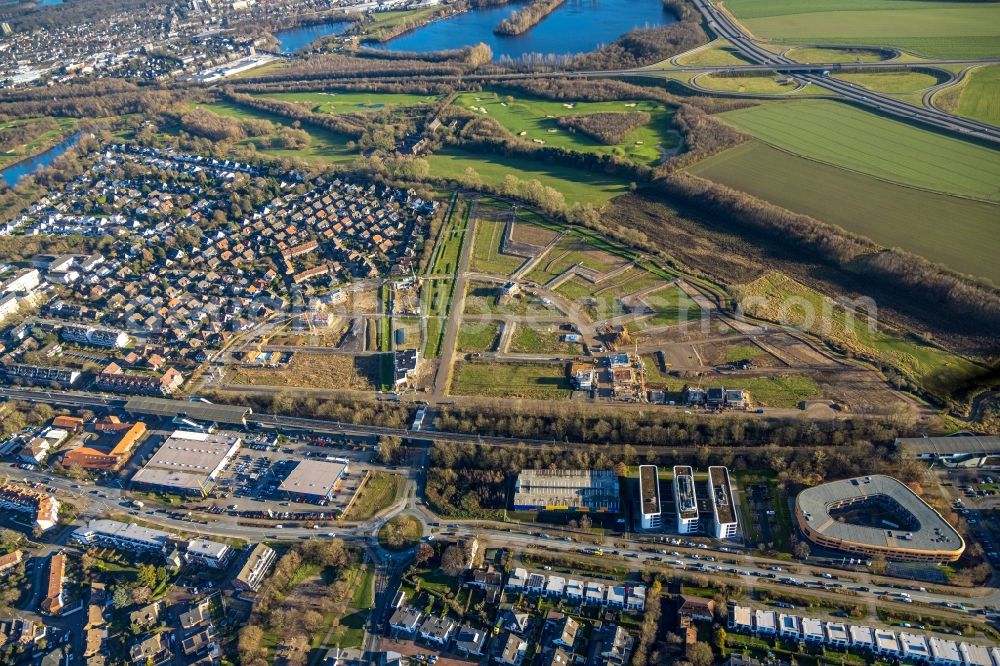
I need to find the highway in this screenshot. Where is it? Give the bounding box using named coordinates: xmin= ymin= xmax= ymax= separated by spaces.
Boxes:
xmin=687 ymin=0 xmax=1000 ymax=145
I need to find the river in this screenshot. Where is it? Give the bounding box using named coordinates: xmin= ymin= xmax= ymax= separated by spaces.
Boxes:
xmin=0 ymin=132 xmax=81 ymax=188
xmin=274 ymin=20 xmax=352 ymax=53
xmin=375 ymin=0 xmax=674 ymax=60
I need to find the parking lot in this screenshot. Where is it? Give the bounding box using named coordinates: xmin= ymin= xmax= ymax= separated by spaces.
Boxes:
xmin=196 ymin=433 xmax=374 ymax=517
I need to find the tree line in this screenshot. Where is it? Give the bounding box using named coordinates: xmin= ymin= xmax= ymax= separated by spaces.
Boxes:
xmin=494 ymin=0 xmax=566 ymax=36
xmin=556 ymin=111 xmax=651 ymax=145
xmin=434 ymin=400 xmax=913 ymax=447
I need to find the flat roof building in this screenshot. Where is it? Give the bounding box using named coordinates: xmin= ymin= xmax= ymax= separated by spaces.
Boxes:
xmin=708 ymin=466 xmax=738 ymax=540
xmin=673 ymin=466 xmax=699 ymax=534
xmin=131 ymin=430 xmax=241 ymax=497
xmin=638 ymin=465 xmax=661 ymax=530
xmin=513 ymin=470 xmax=620 ymax=513
xmin=795 ymin=475 xmax=965 ymax=563
xmin=72 ymin=519 xmax=173 ymax=557
xmin=895 ymin=435 xmax=1000 ymax=460
xmin=124 ymin=396 xmax=251 ymax=426
xmin=278 ymin=460 xmax=348 ymax=503
xmin=233 ymin=543 xmax=276 ymax=592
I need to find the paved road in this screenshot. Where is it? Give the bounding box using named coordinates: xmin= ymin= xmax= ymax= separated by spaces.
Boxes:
xmin=687 ymin=0 xmax=1000 ymax=144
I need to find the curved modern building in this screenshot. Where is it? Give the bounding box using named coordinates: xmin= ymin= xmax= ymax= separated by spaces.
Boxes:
xmin=795 ymin=475 xmax=964 ymax=563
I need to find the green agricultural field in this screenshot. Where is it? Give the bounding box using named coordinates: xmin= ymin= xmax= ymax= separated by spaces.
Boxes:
xmin=740 ymin=272 xmax=986 ymax=398
xmin=457 ymin=320 xmax=502 ymax=352
xmin=453 ymin=90 xmax=677 ymax=166
xmin=470 ymin=214 xmax=524 ymax=275
xmin=835 ymin=70 xmax=946 ymax=94
xmin=195 ymin=102 xmax=356 ymax=164
xmin=452 ymin=361 xmax=573 ymax=399
xmin=254 ymin=91 xmax=438 ymax=114
xmin=687 ymin=141 xmax=1000 ymax=283
xmin=427 ymin=148 xmax=630 ymax=206
xmin=0 ymin=117 xmax=78 ymax=167
xmin=694 ymin=73 xmax=799 ymax=94
xmin=672 ymin=39 xmax=751 ymax=66
xmin=784 ymin=46 xmax=887 ymax=63
xmin=724 ymin=0 xmax=1000 ymax=59
xmin=955 ymin=65 xmax=1000 ymax=126
xmin=717 ymin=100 xmax=1000 ymax=202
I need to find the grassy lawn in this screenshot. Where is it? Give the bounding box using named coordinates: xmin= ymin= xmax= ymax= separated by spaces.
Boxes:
xmin=740 ymin=271 xmax=986 ymax=399
xmin=673 ymin=39 xmax=751 ymax=66
xmin=378 ymin=515 xmax=423 ymax=552
xmin=955 ymin=65 xmax=1000 ymax=126
xmin=457 ymin=319 xmax=502 ymax=352
xmin=642 ymin=285 xmax=703 ymax=326
xmin=254 ymin=91 xmax=438 ymax=114
xmin=426 ymin=147 xmax=631 ymax=206
xmin=470 ymin=213 xmax=524 ymax=275
xmin=641 ymin=356 xmax=820 ymax=408
xmin=0 ymin=117 xmax=79 ymax=168
xmin=835 ymin=70 xmax=946 ymax=94
xmin=784 ymin=46 xmax=887 ymax=63
xmin=525 ymin=234 xmax=630 ymax=284
xmin=361 ymin=6 xmax=442 ymax=39
xmin=509 ymin=324 xmax=581 ymax=355
xmin=352 ymin=566 xmax=375 ymax=609
xmin=716 ymin=100 xmax=1000 ymax=202
xmin=343 ymin=471 xmax=403 ymax=521
xmin=451 ymin=360 xmax=573 ymax=399
xmin=463 ymin=282 xmax=560 ymax=316
xmin=687 ymin=141 xmax=1000 ymax=283
xmin=429 ymin=198 xmax=470 ymax=276
xmin=229 ymin=352 xmax=378 ymax=390
xmin=696 ymin=74 xmax=800 ymax=94
xmin=452 ymin=89 xmax=677 ymax=166
xmin=724 ymin=0 xmax=1000 ymax=59
xmin=725 ymin=343 xmax=764 ymax=363
xmin=195 ymin=102 xmax=355 ymax=165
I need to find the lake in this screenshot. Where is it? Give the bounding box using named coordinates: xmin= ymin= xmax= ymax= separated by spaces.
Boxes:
xmin=1 ymin=132 xmax=81 ymax=188
xmin=376 ymin=0 xmax=674 ymax=60
xmin=274 ymin=21 xmax=352 ymax=53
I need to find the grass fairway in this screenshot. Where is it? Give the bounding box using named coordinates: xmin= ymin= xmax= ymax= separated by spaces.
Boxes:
xmin=254 ymin=91 xmax=438 ymax=114
xmin=426 ymin=147 xmax=630 ymax=205
xmin=196 ymin=102 xmax=356 ymax=164
xmin=740 ymin=272 xmax=985 ymax=398
xmin=687 ymin=141 xmax=1000 ymax=283
xmin=452 ymin=361 xmax=573 ymax=399
xmin=835 ymin=70 xmax=946 ymax=94
xmin=717 ymin=100 xmax=1000 ymax=202
xmin=453 ymin=90 xmax=676 ymax=166
xmin=955 ymin=65 xmax=1000 ymax=126
xmin=724 ymin=0 xmax=1000 ymax=58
